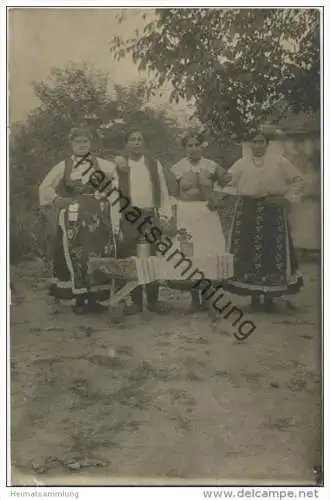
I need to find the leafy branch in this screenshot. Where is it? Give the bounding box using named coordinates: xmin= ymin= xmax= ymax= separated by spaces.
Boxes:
xmin=110 ymin=8 xmax=320 ymax=137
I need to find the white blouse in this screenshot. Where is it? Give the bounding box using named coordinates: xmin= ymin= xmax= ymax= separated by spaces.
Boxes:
xmin=227 ymin=153 xmax=305 ymax=201
xmin=171 ymin=157 xmax=217 ymax=180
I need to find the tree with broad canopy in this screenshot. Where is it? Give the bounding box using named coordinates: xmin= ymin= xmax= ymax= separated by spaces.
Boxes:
xmin=111 ymin=8 xmax=320 ymax=139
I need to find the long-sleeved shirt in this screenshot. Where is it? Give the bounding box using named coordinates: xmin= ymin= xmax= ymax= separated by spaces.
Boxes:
xmin=39 ymin=156 xmax=121 ymax=233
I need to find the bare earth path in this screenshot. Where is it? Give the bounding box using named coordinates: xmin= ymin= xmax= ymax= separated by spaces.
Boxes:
xmin=10 ymin=259 xmax=322 ymax=485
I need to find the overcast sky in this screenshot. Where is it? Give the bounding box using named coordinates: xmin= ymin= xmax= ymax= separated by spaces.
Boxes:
xmin=8 ymin=8 xmax=192 ymax=124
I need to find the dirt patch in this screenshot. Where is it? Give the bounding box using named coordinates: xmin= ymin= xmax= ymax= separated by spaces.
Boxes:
xmin=10 ymin=260 xmax=322 ymax=485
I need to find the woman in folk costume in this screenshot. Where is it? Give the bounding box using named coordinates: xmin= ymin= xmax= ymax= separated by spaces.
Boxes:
xmin=39 ymin=126 xmax=120 ymax=314
xmin=170 ymin=130 xmax=227 ymax=313
xmin=223 ymin=128 xmax=304 ymax=312
xmin=114 ymin=128 xmax=176 ymax=315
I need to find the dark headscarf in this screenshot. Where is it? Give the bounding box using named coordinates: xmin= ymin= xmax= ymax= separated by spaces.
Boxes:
xmin=245 ymin=127 xmax=270 ymax=143
xmin=69 ymin=126 xmax=93 ymax=141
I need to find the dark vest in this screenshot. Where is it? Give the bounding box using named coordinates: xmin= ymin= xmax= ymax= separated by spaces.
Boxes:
xmin=117 ymin=155 xmax=161 ymax=210
xmin=56 ymin=155 xmax=100 ymax=197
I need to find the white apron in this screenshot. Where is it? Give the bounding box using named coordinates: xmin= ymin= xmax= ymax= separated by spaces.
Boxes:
xmin=175 ymin=200 xmax=226 ymax=257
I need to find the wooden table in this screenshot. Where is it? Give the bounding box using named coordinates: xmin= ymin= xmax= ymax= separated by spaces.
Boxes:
xmin=88 ymin=253 xmax=234 ymax=311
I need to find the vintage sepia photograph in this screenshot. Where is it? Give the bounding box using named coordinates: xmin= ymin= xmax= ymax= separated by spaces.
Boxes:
xmin=7 ymin=5 xmax=323 ymax=488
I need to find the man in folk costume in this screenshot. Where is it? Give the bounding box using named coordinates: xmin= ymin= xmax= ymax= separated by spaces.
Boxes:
xmin=39 ymin=126 xmax=120 ymax=314
xmin=114 ymin=128 xmax=176 ymax=315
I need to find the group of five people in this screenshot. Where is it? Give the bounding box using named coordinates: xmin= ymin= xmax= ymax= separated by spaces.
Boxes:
xmin=39 ymin=124 xmax=304 ymax=316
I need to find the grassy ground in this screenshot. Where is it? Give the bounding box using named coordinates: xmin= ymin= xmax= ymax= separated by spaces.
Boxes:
xmin=10 ymin=258 xmax=322 ymax=486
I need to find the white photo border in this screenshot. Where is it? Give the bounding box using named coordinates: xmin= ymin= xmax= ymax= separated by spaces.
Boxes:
xmin=1 ymin=2 xmax=327 ymax=498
